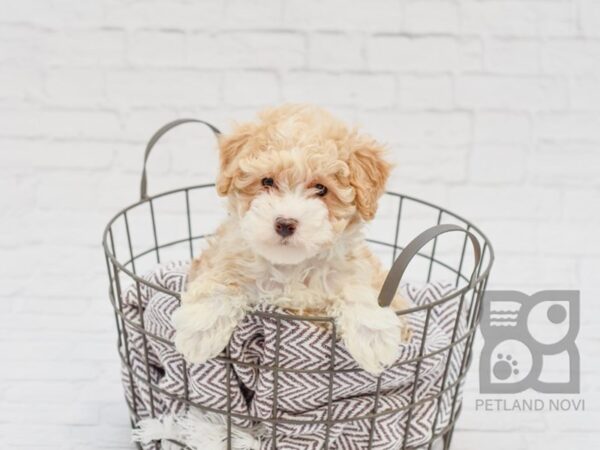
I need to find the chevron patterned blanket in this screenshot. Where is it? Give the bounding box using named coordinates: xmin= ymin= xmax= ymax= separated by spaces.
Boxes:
xmin=121 ymin=261 xmax=467 ymax=450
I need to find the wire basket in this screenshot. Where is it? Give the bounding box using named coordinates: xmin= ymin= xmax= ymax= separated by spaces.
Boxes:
xmin=103 ymin=120 xmax=494 ymax=450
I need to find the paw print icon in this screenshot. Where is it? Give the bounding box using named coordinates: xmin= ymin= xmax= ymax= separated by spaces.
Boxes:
xmin=479 ymin=290 xmax=580 ymax=394
xmin=493 ymin=353 xmax=520 ymax=380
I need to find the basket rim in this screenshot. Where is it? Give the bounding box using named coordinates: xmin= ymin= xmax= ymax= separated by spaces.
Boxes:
xmin=102 ymin=183 xmax=495 ymax=319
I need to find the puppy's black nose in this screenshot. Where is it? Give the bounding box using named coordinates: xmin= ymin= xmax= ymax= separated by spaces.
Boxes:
xmin=275 ymin=217 xmax=298 ymax=238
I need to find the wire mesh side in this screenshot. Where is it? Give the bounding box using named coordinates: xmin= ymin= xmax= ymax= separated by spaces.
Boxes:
xmin=103 ymin=185 xmax=494 ymax=450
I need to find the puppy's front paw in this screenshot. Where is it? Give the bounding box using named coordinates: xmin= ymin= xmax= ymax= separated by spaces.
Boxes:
xmin=338 ymin=304 xmax=404 ymax=375
xmin=172 ymin=299 xmax=244 ymax=364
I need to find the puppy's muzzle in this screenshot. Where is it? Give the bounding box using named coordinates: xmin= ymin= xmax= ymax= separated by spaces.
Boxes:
xmin=275 ymin=217 xmax=298 ymax=238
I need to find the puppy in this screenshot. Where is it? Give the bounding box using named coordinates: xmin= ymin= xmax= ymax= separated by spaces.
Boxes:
xmin=173 ymin=104 xmax=411 ymax=375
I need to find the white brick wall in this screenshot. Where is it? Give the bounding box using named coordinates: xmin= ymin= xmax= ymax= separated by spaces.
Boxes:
xmin=1 ymin=1 xmax=599 ymax=449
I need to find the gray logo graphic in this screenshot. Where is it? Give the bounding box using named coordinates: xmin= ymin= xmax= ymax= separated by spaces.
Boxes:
xmin=479 ymin=290 xmax=580 ymax=394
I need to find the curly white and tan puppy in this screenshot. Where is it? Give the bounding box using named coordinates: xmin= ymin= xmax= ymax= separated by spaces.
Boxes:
xmin=173 ymin=104 xmax=411 ymax=375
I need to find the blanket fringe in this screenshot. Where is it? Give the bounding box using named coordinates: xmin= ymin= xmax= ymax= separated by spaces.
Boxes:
xmin=132 ymin=408 xmax=261 ymax=450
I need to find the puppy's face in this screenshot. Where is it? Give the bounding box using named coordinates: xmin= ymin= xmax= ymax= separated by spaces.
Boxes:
xmin=216 ymin=105 xmax=391 ymax=265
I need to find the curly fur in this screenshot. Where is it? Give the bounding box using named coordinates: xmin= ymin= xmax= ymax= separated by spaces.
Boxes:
xmin=174 ymin=104 xmax=411 ymax=374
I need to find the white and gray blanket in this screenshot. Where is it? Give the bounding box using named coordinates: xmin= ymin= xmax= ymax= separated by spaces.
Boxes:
xmin=120 ymin=261 xmax=468 ymax=450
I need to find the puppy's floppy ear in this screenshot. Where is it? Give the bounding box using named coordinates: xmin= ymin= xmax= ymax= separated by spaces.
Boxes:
xmin=347 ymin=134 xmax=392 ymax=221
xmin=215 ymin=125 xmax=252 ymax=196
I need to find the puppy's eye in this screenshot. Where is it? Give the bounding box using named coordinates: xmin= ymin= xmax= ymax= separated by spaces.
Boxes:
xmin=261 ymin=177 xmax=275 ymax=188
xmin=314 ymin=183 xmax=328 ymax=196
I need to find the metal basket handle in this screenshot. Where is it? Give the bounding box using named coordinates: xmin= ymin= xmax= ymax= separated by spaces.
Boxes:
xmin=140 ymin=119 xmax=221 ymax=201
xmin=378 ymin=224 xmax=482 ymax=307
